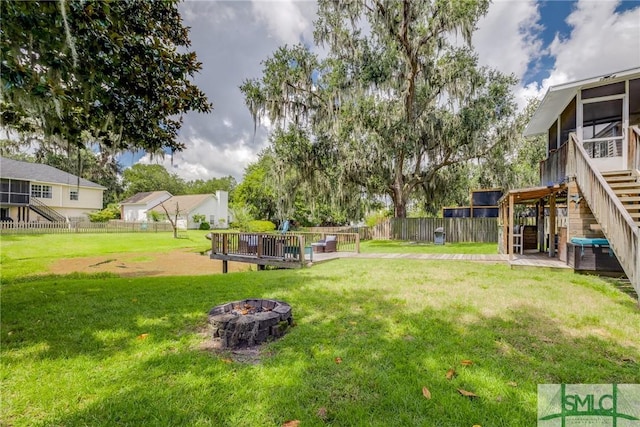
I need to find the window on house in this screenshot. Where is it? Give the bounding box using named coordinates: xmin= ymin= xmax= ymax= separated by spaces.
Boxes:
xmin=70 ymin=190 xmax=79 ymax=201
xmin=31 ymin=184 xmax=52 ymax=198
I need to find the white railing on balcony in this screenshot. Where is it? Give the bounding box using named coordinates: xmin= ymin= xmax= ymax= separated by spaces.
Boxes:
xmin=567 ymin=133 xmax=639 ymax=297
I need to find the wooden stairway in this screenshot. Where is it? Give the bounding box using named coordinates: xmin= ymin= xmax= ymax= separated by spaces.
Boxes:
xmin=602 ymin=170 xmax=640 ymax=227
xmin=568 ymin=133 xmax=639 ymax=300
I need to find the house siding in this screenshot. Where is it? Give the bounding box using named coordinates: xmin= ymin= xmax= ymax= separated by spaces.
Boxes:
xmin=29 ymin=183 xmax=104 ymax=220
xmin=121 ymin=192 xmax=172 ymax=222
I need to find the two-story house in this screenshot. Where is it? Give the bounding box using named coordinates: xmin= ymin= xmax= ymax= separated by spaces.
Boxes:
xmin=0 ymin=157 xmax=106 ymax=222
xmin=498 ymin=68 xmax=639 ymax=297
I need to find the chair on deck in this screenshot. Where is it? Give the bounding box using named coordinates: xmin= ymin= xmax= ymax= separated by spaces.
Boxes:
xmin=239 ymin=235 xmax=258 ymax=254
xmin=311 ymin=235 xmax=337 ymax=253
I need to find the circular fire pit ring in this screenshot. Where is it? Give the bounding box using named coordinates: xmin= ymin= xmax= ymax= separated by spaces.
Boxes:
xmin=208 ymin=299 xmax=292 ymax=349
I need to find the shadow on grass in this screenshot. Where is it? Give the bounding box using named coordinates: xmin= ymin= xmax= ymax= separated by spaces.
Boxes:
xmin=5 ymin=273 xmax=638 ymax=427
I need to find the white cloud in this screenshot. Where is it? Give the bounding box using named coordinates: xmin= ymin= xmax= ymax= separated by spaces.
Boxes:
xmin=138 ymin=132 xmax=266 ymax=182
xmin=251 ymin=0 xmax=314 ymax=44
xmin=473 ymin=1 xmax=544 ymax=109
xmin=547 ymin=0 xmax=640 ymax=83
xmin=474 ymin=0 xmax=542 ymax=78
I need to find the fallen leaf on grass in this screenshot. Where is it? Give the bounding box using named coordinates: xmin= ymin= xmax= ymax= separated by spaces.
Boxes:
xmin=137 ymin=333 xmax=149 ymax=340
xmin=472 ymin=425 xmax=482 ymax=427
xmin=317 ymin=407 xmax=327 ymax=419
xmin=460 ymin=360 xmax=473 ymax=366
xmin=458 ymin=389 xmax=478 ymax=398
xmin=446 ymin=369 xmax=456 ymax=380
xmin=422 ymin=387 xmax=432 ymax=399
xmin=507 ymin=381 xmax=518 ymax=387
xmin=335 ymin=357 xmax=342 ymax=364
xmin=221 ymin=358 xmax=233 ymax=364
xmin=283 ymin=421 xmax=300 ymax=427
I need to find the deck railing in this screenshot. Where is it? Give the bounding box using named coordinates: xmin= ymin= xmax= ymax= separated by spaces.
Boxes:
xmin=210 ymin=232 xmax=307 ymax=263
xmin=567 ymin=133 xmax=639 ymax=296
xmin=540 ymin=142 xmax=568 ymax=186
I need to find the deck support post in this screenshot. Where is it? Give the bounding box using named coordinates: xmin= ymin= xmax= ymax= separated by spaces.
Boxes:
xmin=537 ymin=199 xmax=544 ymax=253
xmin=222 ymin=260 xmax=228 ymax=274
xmin=549 ymin=193 xmax=556 ymax=258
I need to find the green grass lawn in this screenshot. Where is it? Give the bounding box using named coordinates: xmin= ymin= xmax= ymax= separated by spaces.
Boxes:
xmin=360 ymin=239 xmax=497 ymax=254
xmin=1 ymin=234 xmax=639 ymax=426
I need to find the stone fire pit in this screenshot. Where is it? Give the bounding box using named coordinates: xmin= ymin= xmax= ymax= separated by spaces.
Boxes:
xmin=208 ymin=299 xmax=292 ymax=349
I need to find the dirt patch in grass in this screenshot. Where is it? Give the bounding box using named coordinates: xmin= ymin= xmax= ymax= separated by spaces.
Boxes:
xmin=48 ymin=249 xmax=251 ymax=277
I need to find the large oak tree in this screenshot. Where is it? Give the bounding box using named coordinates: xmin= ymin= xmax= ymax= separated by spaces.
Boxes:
xmin=242 ymin=0 xmax=517 ymax=217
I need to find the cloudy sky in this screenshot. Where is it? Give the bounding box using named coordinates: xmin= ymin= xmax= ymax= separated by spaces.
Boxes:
xmin=131 ymin=0 xmax=640 ymax=182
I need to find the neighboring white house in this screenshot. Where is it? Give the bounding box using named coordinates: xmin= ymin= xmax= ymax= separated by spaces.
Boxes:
xmin=0 ymin=156 xmax=106 ymax=222
xmin=119 ymin=191 xmax=172 ymax=222
xmin=146 ymin=191 xmax=229 ymax=229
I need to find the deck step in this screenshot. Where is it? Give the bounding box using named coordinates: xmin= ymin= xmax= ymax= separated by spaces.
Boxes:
xmin=609 ymin=182 xmax=640 ymax=189
xmin=619 ymin=196 xmax=640 ymax=202
xmin=613 ymin=188 xmax=640 ymax=195
xmin=605 ymin=176 xmax=637 ymax=183
xmin=602 ymin=169 xmax=633 ymax=177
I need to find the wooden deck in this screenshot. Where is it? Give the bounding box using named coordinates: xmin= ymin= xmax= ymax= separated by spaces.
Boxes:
xmin=509 ymin=251 xmax=571 ymax=270
xmin=354 ymin=253 xmax=507 ymax=262
xmin=212 ymin=249 xmax=576 ymax=270
xmin=207 ymin=232 xmax=577 ymax=272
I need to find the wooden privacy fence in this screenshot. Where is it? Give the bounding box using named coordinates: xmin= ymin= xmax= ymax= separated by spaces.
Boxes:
xmin=370 ymin=218 xmax=498 ymax=243
xmin=0 ymin=221 xmax=175 ymax=234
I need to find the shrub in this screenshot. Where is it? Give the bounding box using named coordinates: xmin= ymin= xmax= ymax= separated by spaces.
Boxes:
xmin=365 ymin=209 xmax=392 ymax=228
xmin=247 ymin=220 xmax=276 ymax=232
xmin=199 ymin=222 xmax=211 ymax=230
xmin=192 ymin=213 xmax=206 ymax=224
xmin=148 ymin=211 xmax=162 ymax=222
xmin=87 ymin=204 xmax=121 ymax=223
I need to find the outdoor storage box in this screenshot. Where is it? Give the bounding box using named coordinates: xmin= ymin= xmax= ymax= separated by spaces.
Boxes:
xmin=567 ymin=238 xmax=623 ymax=272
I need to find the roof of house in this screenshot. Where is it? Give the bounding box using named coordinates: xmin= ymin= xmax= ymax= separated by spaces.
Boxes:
xmin=524 ymin=67 xmax=640 ymax=137
xmin=148 ymin=194 xmax=214 ymax=215
xmin=120 ymin=191 xmax=172 ymax=205
xmin=0 ymin=156 xmax=106 ymax=189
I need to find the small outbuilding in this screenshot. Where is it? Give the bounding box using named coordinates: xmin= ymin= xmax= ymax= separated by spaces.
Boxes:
xmin=120 ymin=191 xmax=172 ymax=222
xmin=147 ymin=191 xmax=229 ymax=229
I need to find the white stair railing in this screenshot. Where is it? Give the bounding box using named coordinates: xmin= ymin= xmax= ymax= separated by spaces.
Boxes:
xmin=567 ymin=133 xmax=639 ymax=298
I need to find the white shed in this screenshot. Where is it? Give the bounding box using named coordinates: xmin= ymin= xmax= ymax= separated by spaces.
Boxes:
xmin=147 ymin=191 xmax=229 ymax=229
xmin=120 ymin=191 xmax=172 ymax=222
